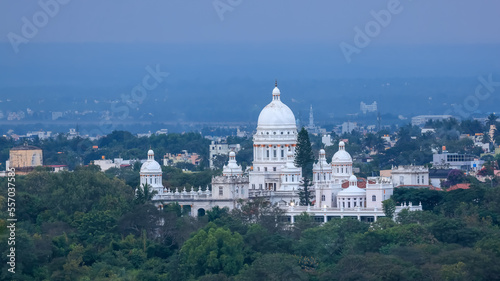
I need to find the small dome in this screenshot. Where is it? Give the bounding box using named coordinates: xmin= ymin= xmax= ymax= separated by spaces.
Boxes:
xmin=140 ymin=160 xmax=161 ymax=173
xmin=332 ymin=150 xmax=352 ymax=162
xmin=338 ymin=174 xmax=365 ymax=195
xmin=272 ymin=87 xmax=280 ymax=95
xmin=319 ymin=149 xmax=325 ymax=155
xmin=141 ymin=149 xmax=162 ymax=173
xmin=332 ymin=141 xmax=352 ymax=163
xmin=229 ymin=151 xmax=236 ymax=157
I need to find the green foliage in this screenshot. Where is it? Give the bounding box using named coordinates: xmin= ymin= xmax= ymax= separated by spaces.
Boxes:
xmin=180 ymin=223 xmax=244 ymax=278
xmin=294 ymin=127 xmax=315 ymax=180
xmin=382 ymin=198 xmax=396 ymax=219
xmin=236 ymin=253 xmax=308 ymax=281
xmin=134 ymin=183 xmax=157 ymax=205
xmin=393 ymin=187 xmax=444 ymax=211
xmin=2 ymin=158 xmax=500 ymax=280
xmin=297 ymin=177 xmax=313 ymax=206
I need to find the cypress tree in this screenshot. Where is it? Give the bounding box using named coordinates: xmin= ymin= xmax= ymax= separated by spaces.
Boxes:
xmin=295 ymin=127 xmax=315 ymax=179
xmin=294 ymin=127 xmax=315 ymax=205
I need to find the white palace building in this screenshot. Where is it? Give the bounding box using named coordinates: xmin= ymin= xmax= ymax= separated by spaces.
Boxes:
xmin=141 ymin=83 xmax=421 ymax=221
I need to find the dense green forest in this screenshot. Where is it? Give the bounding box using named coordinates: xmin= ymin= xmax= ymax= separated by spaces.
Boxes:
xmin=2 ymin=168 xmax=500 ymax=280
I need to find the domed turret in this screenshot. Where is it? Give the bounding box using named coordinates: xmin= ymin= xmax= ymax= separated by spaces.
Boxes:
xmin=141 ymin=149 xmax=162 ymax=173
xmin=313 ymin=148 xmax=331 ymax=185
xmin=337 ymin=174 xmax=366 ymax=209
xmin=140 ymin=149 xmax=163 ymax=191
xmin=223 ymin=151 xmax=243 ymax=176
xmin=257 ymin=82 xmax=296 ymax=130
xmin=331 ymin=141 xmax=353 ymax=183
xmin=332 ymin=141 xmax=352 ymax=163
xmin=339 ymin=175 xmax=365 ymax=195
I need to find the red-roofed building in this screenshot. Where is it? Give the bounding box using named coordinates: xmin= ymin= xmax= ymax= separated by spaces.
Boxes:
xmin=340 ymin=178 xmax=376 ymax=189
xmin=447 ymin=183 xmax=471 ymax=191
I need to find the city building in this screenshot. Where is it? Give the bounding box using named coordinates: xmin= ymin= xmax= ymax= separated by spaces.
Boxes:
xmin=360 ymin=101 xmax=377 ymax=114
xmin=432 ymin=152 xmax=484 ymax=171
xmin=45 ymin=165 xmax=69 ymax=173
xmin=411 ymin=115 xmax=453 ymax=126
xmin=163 ymin=150 xmax=200 ymax=166
xmin=342 ymin=122 xmax=357 ymax=134
xmin=429 ymin=168 xmax=452 ymax=188
xmin=387 ymin=165 xmax=429 ymax=187
xmin=321 ymin=134 xmax=333 ymax=146
xmin=209 ymin=140 xmax=241 ymax=169
xmin=7 ymin=144 xmax=43 ymax=174
xmin=93 ymin=157 xmax=136 ymax=171
xmin=27 ymin=130 xmax=52 ymax=140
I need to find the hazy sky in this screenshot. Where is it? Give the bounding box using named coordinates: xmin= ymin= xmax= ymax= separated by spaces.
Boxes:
xmin=2 ymin=0 xmax=500 ymax=45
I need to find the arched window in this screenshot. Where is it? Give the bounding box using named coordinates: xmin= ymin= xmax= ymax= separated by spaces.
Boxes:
xmin=372 ymin=195 xmax=376 ymax=201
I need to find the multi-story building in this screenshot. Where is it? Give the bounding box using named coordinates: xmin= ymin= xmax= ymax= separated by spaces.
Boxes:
xmin=163 ymin=150 xmax=200 ymax=166
xmin=390 ymin=165 xmax=429 ymax=187
xmin=7 ymin=144 xmax=43 ymax=174
xmin=432 ymin=152 xmax=484 ymax=171
xmin=209 ymin=141 xmax=241 ymax=169
xmin=411 ymin=115 xmax=453 ymax=126
xmin=360 ymin=101 xmax=377 ymax=114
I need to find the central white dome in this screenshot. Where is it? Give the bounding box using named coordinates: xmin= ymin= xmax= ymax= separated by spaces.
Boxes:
xmin=257 ymin=86 xmax=296 ymax=129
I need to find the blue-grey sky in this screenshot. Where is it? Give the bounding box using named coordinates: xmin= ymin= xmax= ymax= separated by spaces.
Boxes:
xmin=1 ymin=1 xmax=500 ymax=129
xmin=1 ymin=0 xmax=500 ymax=45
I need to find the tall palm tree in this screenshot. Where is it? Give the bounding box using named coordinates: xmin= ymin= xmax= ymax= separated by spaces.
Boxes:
xmin=487 ymin=113 xmax=498 ymax=127
xmin=135 ymin=183 xmax=157 ymax=204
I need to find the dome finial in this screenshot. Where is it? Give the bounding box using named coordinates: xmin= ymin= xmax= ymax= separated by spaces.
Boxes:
xmin=272 ymin=80 xmax=281 ymax=100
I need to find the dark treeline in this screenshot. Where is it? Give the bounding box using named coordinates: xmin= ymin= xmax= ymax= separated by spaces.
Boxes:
xmin=1 ymin=168 xmax=500 ymax=280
